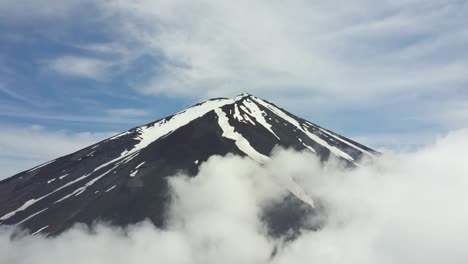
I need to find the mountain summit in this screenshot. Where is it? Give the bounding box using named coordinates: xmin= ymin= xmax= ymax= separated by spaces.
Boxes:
xmin=0 ymin=94 xmax=378 ymax=236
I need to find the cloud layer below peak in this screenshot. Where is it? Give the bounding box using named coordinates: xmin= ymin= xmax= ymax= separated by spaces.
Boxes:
xmin=2 ymin=128 xmax=468 ymax=264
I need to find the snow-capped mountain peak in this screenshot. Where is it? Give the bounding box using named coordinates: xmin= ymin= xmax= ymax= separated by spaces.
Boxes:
xmin=0 ymin=94 xmax=377 ymax=236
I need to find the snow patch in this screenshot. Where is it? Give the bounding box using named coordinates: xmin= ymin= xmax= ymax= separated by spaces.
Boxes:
xmin=233 ymin=104 xmax=244 ymax=123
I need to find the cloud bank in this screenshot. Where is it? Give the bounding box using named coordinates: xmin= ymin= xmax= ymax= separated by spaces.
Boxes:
xmin=98 ymin=0 xmax=468 ymax=109
xmin=1 ymin=128 xmax=467 ymax=263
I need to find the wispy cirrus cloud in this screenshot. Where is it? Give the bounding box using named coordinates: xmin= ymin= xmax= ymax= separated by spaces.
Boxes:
xmin=0 ymin=84 xmax=31 ymax=103
xmin=0 ymin=105 xmax=150 ymax=125
xmin=96 ymin=0 xmax=468 ymax=104
xmin=8 ymin=0 xmax=466 ymax=108
xmin=0 ymin=125 xmax=114 ymax=179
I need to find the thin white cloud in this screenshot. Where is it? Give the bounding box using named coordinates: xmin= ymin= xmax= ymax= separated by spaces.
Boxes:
xmin=105 ymin=108 xmax=150 ymax=118
xmin=0 ymin=101 xmax=152 ymax=125
xmin=0 ymin=84 xmax=32 ymax=103
xmin=0 ymin=126 xmax=114 ymax=179
xmin=46 ymin=56 xmax=114 ymax=80
xmin=352 ymin=132 xmax=440 ymax=153
xmin=1 ymin=128 xmax=468 ymax=263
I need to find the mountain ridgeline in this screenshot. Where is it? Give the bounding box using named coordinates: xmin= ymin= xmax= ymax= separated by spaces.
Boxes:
xmin=0 ymin=94 xmax=378 ymax=237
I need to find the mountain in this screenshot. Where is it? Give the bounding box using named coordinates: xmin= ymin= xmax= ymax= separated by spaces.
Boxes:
xmin=0 ymin=94 xmax=378 ymax=237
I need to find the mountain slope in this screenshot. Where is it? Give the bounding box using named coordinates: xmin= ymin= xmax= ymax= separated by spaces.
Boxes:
xmin=0 ymin=94 xmax=378 ymax=236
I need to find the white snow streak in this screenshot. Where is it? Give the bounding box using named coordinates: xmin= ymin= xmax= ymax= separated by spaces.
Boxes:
xmin=283 ymin=180 xmax=315 ymax=208
xmin=298 ymin=138 xmax=316 ymax=153
xmin=130 ymin=161 xmax=145 ymax=178
xmin=108 ymin=131 xmax=131 ymax=141
xmin=92 ymin=152 xmax=134 ymax=173
xmin=316 ymin=126 xmax=376 ymax=157
xmin=242 ymin=114 xmax=256 ymax=125
xmin=26 ymin=159 xmax=56 ymax=173
xmin=121 ymin=98 xmax=239 ymax=157
xmin=0 ymin=199 xmax=40 ymax=221
xmin=239 ymin=105 xmax=256 ymax=125
xmin=16 ymin=208 xmax=48 ymax=225
xmin=253 ymin=97 xmax=355 ymax=161
xmin=105 ymin=185 xmax=117 ymax=192
xmin=135 ymin=162 xmax=145 ymax=170
xmin=215 ymin=108 xmax=269 ymax=164
xmin=233 ymin=103 xmax=244 ymax=122
xmin=31 ymin=225 xmax=49 ymax=235
xmin=54 ymin=165 xmax=119 ymax=203
xmin=215 ymin=108 xmax=315 ymax=208
xmin=241 ymin=99 xmax=280 ymax=139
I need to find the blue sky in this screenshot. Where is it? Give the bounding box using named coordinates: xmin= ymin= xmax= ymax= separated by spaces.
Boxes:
xmin=0 ymin=0 xmax=467 ymax=177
